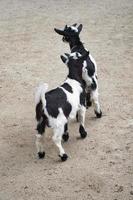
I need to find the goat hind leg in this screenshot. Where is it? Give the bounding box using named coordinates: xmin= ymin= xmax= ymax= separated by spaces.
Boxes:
xmin=62 ymin=123 xmax=69 ymax=142
xmin=53 ymin=126 xmax=68 ymax=161
xmin=36 ymin=117 xmax=46 ymax=159
xmin=91 ymin=88 xmax=102 ymax=118
xmin=78 ymin=106 xmax=87 ymax=139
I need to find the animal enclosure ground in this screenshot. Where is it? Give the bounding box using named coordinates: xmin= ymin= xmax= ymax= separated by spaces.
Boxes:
xmin=0 ymin=0 xmax=133 ymax=200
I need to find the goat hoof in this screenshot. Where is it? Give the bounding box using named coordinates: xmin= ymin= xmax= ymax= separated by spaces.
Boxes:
xmin=79 ymin=125 xmax=87 ymax=139
xmin=38 ymin=152 xmax=45 ymax=159
xmin=95 ymin=110 xmax=102 ymax=118
xmin=59 ymin=154 xmax=68 ymax=162
xmin=62 ymin=132 xmax=69 ymax=142
xmin=80 ymin=131 xmax=87 ymax=139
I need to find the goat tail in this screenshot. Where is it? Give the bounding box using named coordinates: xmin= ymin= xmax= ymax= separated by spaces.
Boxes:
xmin=35 ymin=83 xmax=48 ymax=121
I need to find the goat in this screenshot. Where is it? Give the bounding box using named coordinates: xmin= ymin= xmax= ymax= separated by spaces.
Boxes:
xmin=54 ymin=24 xmax=102 ymax=118
xmin=35 ymin=52 xmax=89 ymax=161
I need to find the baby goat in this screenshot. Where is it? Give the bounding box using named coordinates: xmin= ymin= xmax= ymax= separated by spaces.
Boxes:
xmin=35 ymin=52 xmax=89 ymax=161
xmin=54 ymin=24 xmax=102 ymax=118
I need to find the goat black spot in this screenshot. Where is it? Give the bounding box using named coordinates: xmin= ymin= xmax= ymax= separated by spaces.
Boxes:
xmin=86 ymin=92 xmax=92 ymax=108
xmin=62 ymin=123 xmax=69 ymax=142
xmin=62 ymin=102 xmax=72 ymax=118
xmin=86 ymin=57 xmax=95 ymax=77
xmin=64 ymin=123 xmax=68 ymax=133
xmin=61 ymin=83 xmax=73 ymax=93
xmin=36 ymin=115 xmax=48 ymax=134
xmin=36 ymin=101 xmax=43 ymax=121
xmin=91 ymin=78 xmax=97 ymax=90
xmin=80 ymin=91 xmax=86 ymax=106
xmin=45 ymin=88 xmax=72 ymax=118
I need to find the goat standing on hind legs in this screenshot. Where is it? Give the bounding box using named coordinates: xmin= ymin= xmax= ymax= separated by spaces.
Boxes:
xmin=54 ymin=24 xmax=102 ymax=118
xmin=35 ymin=52 xmax=89 ymax=162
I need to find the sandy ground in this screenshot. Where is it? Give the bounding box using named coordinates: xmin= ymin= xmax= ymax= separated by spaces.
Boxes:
xmin=0 ymin=0 xmax=133 ymax=199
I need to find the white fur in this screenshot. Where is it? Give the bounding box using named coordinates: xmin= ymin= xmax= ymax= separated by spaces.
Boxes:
xmin=36 ymin=134 xmax=44 ymax=153
xmin=70 ymin=52 xmax=81 ymax=60
xmin=35 ymin=83 xmax=48 ymax=106
xmin=71 ymin=26 xmax=78 ymax=32
xmin=91 ymin=88 xmax=100 ymax=113
xmin=82 ymin=61 xmax=92 ymax=86
xmin=45 ymin=108 xmax=67 ymax=129
xmin=52 ymin=125 xmax=65 ymax=156
xmin=82 ymin=58 xmax=101 ymax=114
xmin=78 ymin=105 xmax=86 ymax=126
xmin=60 ymin=78 xmax=82 ymax=119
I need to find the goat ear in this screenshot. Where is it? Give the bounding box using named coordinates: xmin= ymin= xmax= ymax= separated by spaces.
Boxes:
xmin=72 ymin=23 xmax=77 ymax=27
xmin=54 ymin=28 xmax=66 ymax=36
xmin=64 ymin=25 xmax=68 ymax=30
xmin=60 ymin=55 xmax=67 ymax=63
xmin=80 ymin=51 xmax=89 ymax=60
xmin=77 ymin=24 xmax=83 ymax=34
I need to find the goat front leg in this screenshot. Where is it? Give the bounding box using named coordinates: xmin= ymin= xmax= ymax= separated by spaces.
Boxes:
xmin=78 ymin=106 xmax=87 ymax=139
xmin=53 ymin=126 xmax=68 ymax=161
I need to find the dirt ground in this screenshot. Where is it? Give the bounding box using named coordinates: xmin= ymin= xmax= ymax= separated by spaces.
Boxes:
xmin=0 ymin=0 xmax=133 ymax=200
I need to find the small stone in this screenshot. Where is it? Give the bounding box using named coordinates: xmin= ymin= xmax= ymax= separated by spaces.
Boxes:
xmin=24 ymin=186 xmax=28 ymax=189
xmin=13 ymin=123 xmax=18 ymax=127
xmin=114 ymin=185 xmax=123 ymax=192
xmin=130 ymin=191 xmax=133 ymax=195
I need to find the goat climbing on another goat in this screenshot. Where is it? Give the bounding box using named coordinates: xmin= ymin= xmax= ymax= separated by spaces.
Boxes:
xmin=35 ymin=52 xmax=89 ymax=162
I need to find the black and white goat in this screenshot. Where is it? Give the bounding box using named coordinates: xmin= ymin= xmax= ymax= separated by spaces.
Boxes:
xmin=35 ymin=52 xmax=88 ymax=161
xmin=54 ymin=24 xmax=102 ymax=118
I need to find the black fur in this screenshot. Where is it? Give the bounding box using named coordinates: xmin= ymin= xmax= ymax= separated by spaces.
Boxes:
xmin=72 ymin=46 xmax=95 ymax=77
xmin=63 ymin=103 xmax=72 ymax=118
xmin=64 ymin=123 xmax=68 ymax=132
xmin=95 ymin=110 xmax=102 ymax=118
xmin=66 ymin=54 xmax=89 ymax=84
xmin=80 ymin=90 xmax=86 ymax=106
xmin=79 ymin=125 xmax=87 ymax=138
xmin=91 ymin=77 xmax=97 ymax=90
xmin=45 ymin=88 xmax=72 ymax=118
xmin=62 ymin=124 xmax=69 ymax=142
xmin=86 ymin=92 xmax=92 ymax=108
xmin=76 ymin=112 xmax=79 ymax=122
xmin=59 ymin=153 xmax=68 ymax=161
xmin=61 ymin=83 xmax=73 ymax=93
xmin=36 ymin=101 xmax=43 ymax=121
xmin=37 ymin=120 xmax=45 ymax=134
xmin=38 ymin=152 xmax=45 ymax=159
xmin=36 ymin=113 xmax=49 ymax=134
xmin=62 ymin=133 xmax=69 ymax=142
